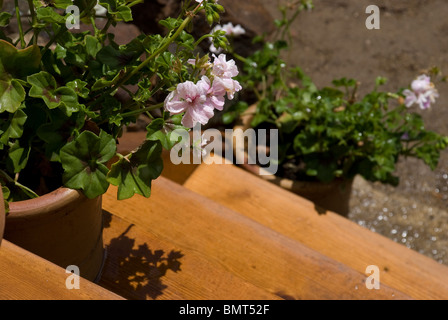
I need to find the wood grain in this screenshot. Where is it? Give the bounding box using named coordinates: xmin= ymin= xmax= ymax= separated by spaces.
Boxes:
xmin=0 ymin=240 xmax=125 ymax=300
xmin=99 ymin=210 xmax=280 ymax=300
xmin=102 ymin=179 xmax=411 ymax=300
xmin=182 ymin=157 xmax=448 ymax=300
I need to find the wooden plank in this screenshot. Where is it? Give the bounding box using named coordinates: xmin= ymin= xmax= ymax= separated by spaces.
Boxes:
xmin=0 ymin=240 xmax=125 ymax=300
xmin=182 ymin=158 xmax=448 ymax=300
xmin=102 ymin=179 xmax=411 ymax=300
xmin=99 ymin=210 xmax=281 ymax=300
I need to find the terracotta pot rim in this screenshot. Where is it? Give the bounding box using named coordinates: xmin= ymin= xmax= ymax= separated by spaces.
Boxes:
xmin=8 ymin=187 xmax=86 ymax=219
xmin=0 ymin=187 xmax=4 ymax=245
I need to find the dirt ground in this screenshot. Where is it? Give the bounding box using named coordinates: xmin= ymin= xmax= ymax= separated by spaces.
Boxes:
xmin=257 ymin=0 xmax=448 ymax=265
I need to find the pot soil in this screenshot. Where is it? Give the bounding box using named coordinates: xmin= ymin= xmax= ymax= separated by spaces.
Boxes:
xmin=233 ymin=104 xmax=353 ymax=217
xmin=4 ymin=187 xmax=105 ymax=282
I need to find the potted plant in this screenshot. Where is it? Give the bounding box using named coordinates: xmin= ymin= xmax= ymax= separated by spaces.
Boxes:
xmin=0 ymin=0 xmax=241 ymax=281
xmin=222 ymin=1 xmax=448 ymax=216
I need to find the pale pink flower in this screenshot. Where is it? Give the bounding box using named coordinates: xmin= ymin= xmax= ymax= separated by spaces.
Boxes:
xmin=209 ymin=43 xmax=221 ymax=54
xmin=198 ymin=76 xmax=226 ymax=111
xmin=164 ymin=80 xmax=214 ymax=128
xmin=211 ymin=76 xmax=242 ymax=100
xmin=211 ymin=54 xmax=242 ymax=99
xmin=212 ymin=54 xmax=239 ymax=79
xmin=209 ymin=23 xmax=245 ymax=53
xmin=164 ymin=76 xmax=228 ymax=128
xmin=403 ymin=75 xmax=439 ymax=110
xmin=213 ymin=22 xmax=246 ymax=37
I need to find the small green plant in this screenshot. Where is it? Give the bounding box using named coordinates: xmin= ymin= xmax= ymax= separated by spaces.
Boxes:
xmin=224 ymin=0 xmax=448 ymax=185
xmin=0 ymin=0 xmax=239 ymax=207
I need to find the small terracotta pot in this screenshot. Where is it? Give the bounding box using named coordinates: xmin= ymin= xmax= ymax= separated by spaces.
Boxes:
xmin=4 ymin=187 xmax=105 ymax=282
xmin=0 ymin=188 xmax=5 ymax=247
xmin=233 ymin=104 xmax=353 ymax=217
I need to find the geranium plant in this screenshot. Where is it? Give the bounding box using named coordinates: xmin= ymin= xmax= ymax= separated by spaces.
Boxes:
xmin=223 ymin=1 xmax=448 ymax=186
xmin=0 ymin=0 xmax=240 ymax=206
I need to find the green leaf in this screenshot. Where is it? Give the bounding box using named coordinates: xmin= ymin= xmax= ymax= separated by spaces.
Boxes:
xmin=36 ymin=7 xmax=65 ymax=24
xmin=27 ymin=71 xmax=79 ymax=115
xmin=7 ymin=140 xmax=30 ymax=173
xmin=0 ymin=77 xmax=26 ymax=113
xmin=67 ymin=79 xmax=89 ymax=98
xmin=0 ymin=108 xmax=27 ymax=144
xmin=60 ymin=130 xmax=117 ymax=198
xmin=85 ymin=35 xmax=102 ymax=58
xmin=99 ymin=0 xmax=133 ymax=22
xmin=159 ymin=17 xmax=181 ymax=31
xmin=146 ymin=118 xmax=187 ymax=150
xmin=107 ymin=140 xmax=163 ymax=200
xmin=0 ymin=40 xmax=41 ymax=78
xmin=0 ymin=12 xmax=12 ymax=27
xmin=91 ymin=72 xmax=121 ymax=91
xmin=97 ymin=45 xmax=140 ymax=70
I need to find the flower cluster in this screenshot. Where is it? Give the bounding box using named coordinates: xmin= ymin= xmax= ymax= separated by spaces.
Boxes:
xmin=164 ymin=54 xmax=242 ymax=128
xmin=209 ymin=22 xmax=246 ymax=53
xmin=403 ymin=74 xmax=439 ymax=110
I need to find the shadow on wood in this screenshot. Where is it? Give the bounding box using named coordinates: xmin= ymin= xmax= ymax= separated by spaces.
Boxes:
xmin=99 ymin=210 xmax=184 ymax=300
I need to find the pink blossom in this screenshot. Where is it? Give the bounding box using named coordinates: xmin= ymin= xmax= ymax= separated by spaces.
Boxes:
xmin=403 ymin=75 xmax=439 ymax=110
xmin=164 ymin=76 xmax=227 ymax=128
xmin=211 ymin=76 xmax=242 ymax=100
xmin=198 ymin=76 xmax=226 ymax=111
xmin=212 ymin=54 xmax=239 ymax=79
xmin=164 ymin=80 xmax=214 ymax=128
xmin=209 ymin=23 xmax=245 ymax=53
xmin=211 ymin=54 xmax=242 ymax=99
xmin=213 ymin=22 xmax=246 ymax=37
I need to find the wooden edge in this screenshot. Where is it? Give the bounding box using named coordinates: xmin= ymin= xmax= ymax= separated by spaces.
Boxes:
xmin=0 ymin=240 xmax=125 ymax=300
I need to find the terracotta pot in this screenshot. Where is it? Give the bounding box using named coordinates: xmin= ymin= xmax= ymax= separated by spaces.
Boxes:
xmin=233 ymin=104 xmax=353 ymax=217
xmin=4 ymin=187 xmax=105 ymax=282
xmin=0 ymin=187 xmax=4 ymax=247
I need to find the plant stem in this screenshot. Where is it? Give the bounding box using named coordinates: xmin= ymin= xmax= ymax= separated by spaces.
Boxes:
xmin=27 ymin=0 xmax=37 ymax=45
xmin=120 ymin=102 xmax=165 ymax=118
xmin=193 ymin=33 xmax=213 ymax=48
xmin=113 ymin=12 xmax=195 ymax=89
xmin=0 ymin=169 xmax=39 ymax=199
xmin=100 ymin=18 xmax=113 ymax=36
xmin=14 ymin=0 xmax=25 ymax=48
xmin=127 ymin=0 xmax=144 ymax=8
xmin=41 ymin=26 xmax=66 ymax=56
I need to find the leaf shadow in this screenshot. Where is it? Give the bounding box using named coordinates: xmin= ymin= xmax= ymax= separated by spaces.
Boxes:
xmin=100 ymin=210 xmax=184 ymax=300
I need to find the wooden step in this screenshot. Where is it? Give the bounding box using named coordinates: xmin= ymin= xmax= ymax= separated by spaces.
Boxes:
xmin=181 ymin=156 xmax=448 ymax=300
xmin=0 ymin=240 xmax=125 ymax=300
xmin=99 ymin=208 xmax=280 ymax=300
xmin=100 ymin=178 xmax=411 ymax=300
